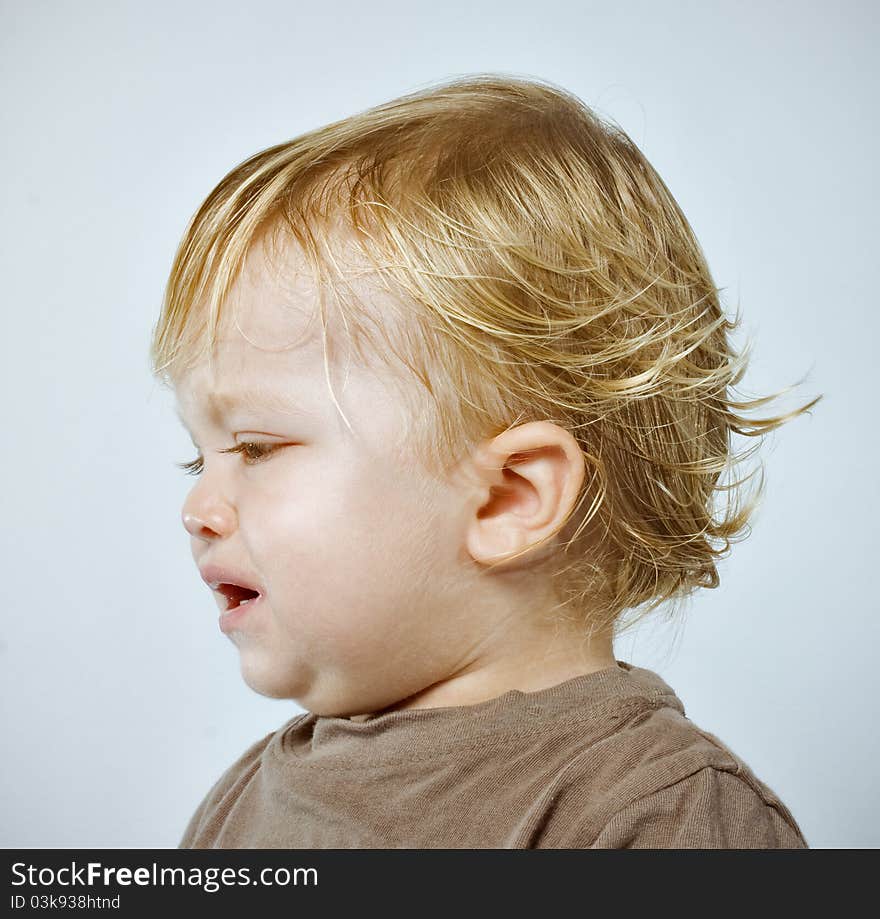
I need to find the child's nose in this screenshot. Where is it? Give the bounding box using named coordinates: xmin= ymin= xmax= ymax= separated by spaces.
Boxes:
xmin=181 ymin=507 xmax=235 ymax=540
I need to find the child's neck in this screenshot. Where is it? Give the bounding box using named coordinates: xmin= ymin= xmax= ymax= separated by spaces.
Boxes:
xmin=348 ymin=634 xmax=617 ymax=721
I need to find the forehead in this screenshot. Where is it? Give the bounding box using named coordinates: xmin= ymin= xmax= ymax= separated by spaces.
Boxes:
xmin=173 ymin=234 xmax=329 ymax=407
xmin=220 ymin=232 xmax=324 ymax=347
xmin=172 ymin=328 xmax=325 ymax=424
xmin=171 ymin=219 xmax=415 ymax=434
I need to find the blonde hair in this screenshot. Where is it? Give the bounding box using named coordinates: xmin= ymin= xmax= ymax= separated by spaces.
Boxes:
xmin=151 ymin=73 xmax=822 ymax=640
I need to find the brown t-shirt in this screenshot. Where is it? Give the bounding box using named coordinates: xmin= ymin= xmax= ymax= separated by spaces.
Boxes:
xmin=179 ymin=660 xmax=808 ymax=848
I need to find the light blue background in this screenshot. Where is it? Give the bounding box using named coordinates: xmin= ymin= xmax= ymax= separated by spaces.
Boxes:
xmin=1 ymin=0 xmax=875 ymax=847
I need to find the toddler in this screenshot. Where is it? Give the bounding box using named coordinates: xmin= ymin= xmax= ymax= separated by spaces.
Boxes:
xmin=152 ymin=74 xmax=817 ymax=848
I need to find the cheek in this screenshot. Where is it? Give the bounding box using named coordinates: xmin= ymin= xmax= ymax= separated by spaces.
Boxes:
xmin=340 ymin=466 xmax=454 ymax=574
xmin=256 ymin=467 xmax=454 ymax=623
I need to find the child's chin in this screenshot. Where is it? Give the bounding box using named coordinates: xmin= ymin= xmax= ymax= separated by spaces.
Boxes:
xmin=238 ymin=657 xmax=304 ymax=702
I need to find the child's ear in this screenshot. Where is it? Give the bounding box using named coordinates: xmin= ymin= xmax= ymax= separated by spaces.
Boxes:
xmin=464 ymin=421 xmax=586 ymax=570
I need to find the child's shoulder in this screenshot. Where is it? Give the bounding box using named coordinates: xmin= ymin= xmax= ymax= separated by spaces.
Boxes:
xmin=542 ymin=670 xmax=808 ymax=848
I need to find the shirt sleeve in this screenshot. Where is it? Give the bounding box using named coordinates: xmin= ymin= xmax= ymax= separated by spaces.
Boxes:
xmin=178 ymin=793 xmax=210 ymax=849
xmin=177 ymin=729 xmax=278 ymax=849
xmin=590 ymin=766 xmax=809 ymax=849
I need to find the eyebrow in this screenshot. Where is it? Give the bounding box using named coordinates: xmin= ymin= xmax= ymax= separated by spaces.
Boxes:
xmin=175 ymin=386 xmax=305 ymax=432
xmin=211 ymin=387 xmax=296 ymax=412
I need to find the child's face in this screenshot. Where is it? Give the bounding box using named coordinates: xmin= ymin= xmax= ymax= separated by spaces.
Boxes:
xmin=174 ymin=231 xmax=486 ymax=717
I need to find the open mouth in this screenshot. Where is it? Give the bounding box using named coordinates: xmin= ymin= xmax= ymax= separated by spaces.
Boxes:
xmin=217 ymin=583 xmax=261 ymax=612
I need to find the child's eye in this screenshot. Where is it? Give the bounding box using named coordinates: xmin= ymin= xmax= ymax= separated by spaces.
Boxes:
xmin=175 ymin=442 xmax=280 ymax=476
xmin=176 ymin=455 xmax=204 ymax=476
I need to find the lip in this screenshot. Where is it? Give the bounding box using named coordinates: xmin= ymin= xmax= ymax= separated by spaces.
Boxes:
xmin=218 ymin=591 xmax=264 ymax=634
xmin=199 ymin=563 xmax=264 ymax=596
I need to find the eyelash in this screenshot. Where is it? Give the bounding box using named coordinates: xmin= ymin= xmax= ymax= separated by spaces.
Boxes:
xmin=176 ymin=442 xmax=280 ymax=476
